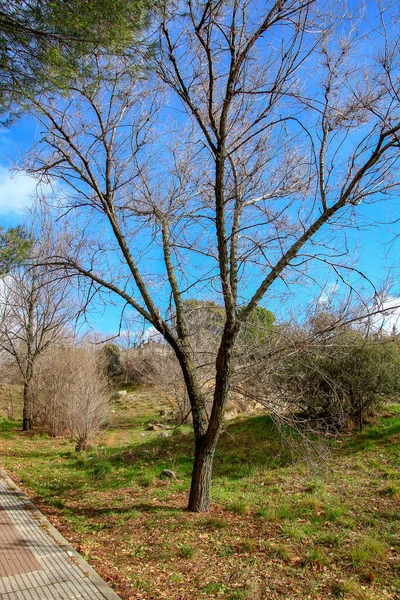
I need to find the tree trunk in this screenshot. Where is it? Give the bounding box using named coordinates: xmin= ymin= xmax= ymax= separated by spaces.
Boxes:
xmin=186 ymin=323 xmax=239 ymax=512
xmin=22 ymin=382 xmax=32 ymax=431
xmin=76 ymin=437 xmax=88 ymax=452
xmin=188 ymin=435 xmax=217 ymax=512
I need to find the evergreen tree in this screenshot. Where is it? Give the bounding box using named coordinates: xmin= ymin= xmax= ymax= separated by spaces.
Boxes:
xmin=0 ymin=0 xmax=152 ymax=118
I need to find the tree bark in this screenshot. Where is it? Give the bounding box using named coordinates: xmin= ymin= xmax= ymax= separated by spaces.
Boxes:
xmin=188 ymin=435 xmax=217 ymax=512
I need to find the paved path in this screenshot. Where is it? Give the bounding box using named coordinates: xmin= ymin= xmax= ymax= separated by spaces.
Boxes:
xmin=0 ymin=469 xmax=121 ymax=600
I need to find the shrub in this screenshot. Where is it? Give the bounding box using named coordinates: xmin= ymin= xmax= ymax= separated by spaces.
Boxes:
xmin=31 ymin=344 xmax=110 ymax=448
xmin=276 ymin=330 xmax=400 ymax=430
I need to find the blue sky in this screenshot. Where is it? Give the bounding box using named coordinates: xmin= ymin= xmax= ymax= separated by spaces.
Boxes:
xmin=0 ymin=115 xmax=126 ymax=336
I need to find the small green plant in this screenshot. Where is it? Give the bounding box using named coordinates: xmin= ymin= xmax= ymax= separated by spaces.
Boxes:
xmin=380 ymin=482 xmax=399 ymax=497
xmin=238 ymin=539 xmax=255 ymax=553
xmin=317 ymin=531 xmax=342 ymax=547
xmin=48 ymin=497 xmax=65 ymax=509
xmin=324 ymin=504 xmax=346 ymax=522
xmin=178 ymin=544 xmax=195 ymax=558
xmin=130 ymin=576 xmax=154 ymax=592
xmin=348 ymin=537 xmax=387 ymax=567
xmin=281 ymin=520 xmax=307 ymax=541
xmin=138 ymin=474 xmax=155 ymax=488
xmin=256 ymin=507 xmax=278 ymax=521
xmin=201 ymin=581 xmax=228 ymax=594
xmin=229 ymin=500 xmax=250 ymax=515
xmin=226 ymin=588 xmax=250 ymax=600
xmin=91 ymin=460 xmax=112 ymax=479
xmin=133 ymin=545 xmax=147 ymax=557
xmin=306 ymin=546 xmax=327 ymax=565
xmin=269 ymin=543 xmax=292 ymax=561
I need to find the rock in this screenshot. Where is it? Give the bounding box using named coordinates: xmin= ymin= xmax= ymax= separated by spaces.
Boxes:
xmin=160 ymin=469 xmax=177 ymax=479
xmin=111 ymin=390 xmax=128 ymax=403
xmin=158 ymin=432 xmax=168 ymax=438
xmin=155 ymin=423 xmax=167 ymax=429
xmin=121 ymin=450 xmax=135 ymax=462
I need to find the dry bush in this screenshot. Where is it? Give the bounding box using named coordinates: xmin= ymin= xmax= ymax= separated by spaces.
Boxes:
xmin=121 ymin=342 xmax=191 ymax=421
xmin=32 ymin=344 xmax=110 ymax=449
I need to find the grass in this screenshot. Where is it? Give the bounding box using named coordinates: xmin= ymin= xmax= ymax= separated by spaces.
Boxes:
xmin=0 ymin=387 xmax=399 ymax=599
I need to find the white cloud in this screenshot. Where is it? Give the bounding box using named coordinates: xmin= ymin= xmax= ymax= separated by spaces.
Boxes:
xmin=0 ymin=166 xmax=38 ymax=215
xmin=140 ymin=326 xmax=163 ymax=343
xmin=118 ymin=325 xmax=163 ymax=346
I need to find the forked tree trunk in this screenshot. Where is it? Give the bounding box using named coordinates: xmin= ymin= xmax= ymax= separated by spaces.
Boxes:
xmin=188 ymin=435 xmax=218 ymax=512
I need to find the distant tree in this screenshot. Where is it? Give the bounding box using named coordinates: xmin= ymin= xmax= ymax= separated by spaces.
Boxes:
xmin=238 ymin=306 xmax=275 ymax=345
xmin=0 ymin=227 xmax=74 ymax=431
xmin=0 ymin=226 xmax=32 ymax=274
xmin=181 ymin=300 xmax=224 ymax=336
xmin=101 ymin=343 xmax=123 ymax=380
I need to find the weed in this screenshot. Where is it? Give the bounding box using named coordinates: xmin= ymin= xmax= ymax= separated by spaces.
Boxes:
xmin=277 ymin=503 xmax=292 ymax=519
xmin=201 ymin=581 xmax=228 ymax=594
xmin=91 ymin=460 xmax=112 ymax=479
xmin=178 ymin=544 xmax=195 ymax=559
xmin=317 ymin=531 xmax=342 ymax=547
xmin=226 ymin=588 xmax=249 ymax=599
xmin=256 ymin=507 xmax=278 ymax=521
xmin=380 ymin=482 xmax=399 ymax=497
xmin=133 ymin=545 xmax=147 ymax=557
xmin=306 ymin=546 xmax=327 ymax=565
xmin=229 ymin=500 xmax=250 ymax=515
xmin=269 ymin=543 xmax=292 ymax=561
xmin=130 ymin=576 xmax=154 ymax=592
xmin=324 ymin=504 xmax=346 ymax=522
xmin=48 ymin=497 xmax=65 ymax=509
xmin=281 ymin=520 xmax=307 ymax=541
xmin=348 ymin=537 xmax=387 ymax=567
xmin=238 ymin=539 xmax=255 ymax=553
xmin=138 ymin=474 xmax=155 ymax=488
xmin=217 ymin=544 xmax=234 ymax=557
xmin=168 ymin=572 xmax=185 ymax=584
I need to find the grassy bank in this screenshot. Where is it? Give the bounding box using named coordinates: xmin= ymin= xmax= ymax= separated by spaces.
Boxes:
xmin=0 ymin=389 xmax=399 ymax=599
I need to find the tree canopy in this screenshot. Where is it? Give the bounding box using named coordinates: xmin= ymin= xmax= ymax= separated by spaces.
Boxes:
xmin=0 ymin=0 xmax=152 ymax=118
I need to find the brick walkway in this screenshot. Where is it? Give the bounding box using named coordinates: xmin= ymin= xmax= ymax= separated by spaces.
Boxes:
xmin=0 ymin=470 xmax=121 ymax=600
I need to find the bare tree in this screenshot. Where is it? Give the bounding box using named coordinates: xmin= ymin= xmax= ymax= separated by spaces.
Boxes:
xmin=27 ymin=0 xmax=400 ymax=511
xmin=32 ymin=343 xmax=110 ymax=449
xmin=0 ymin=225 xmax=74 ymax=430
